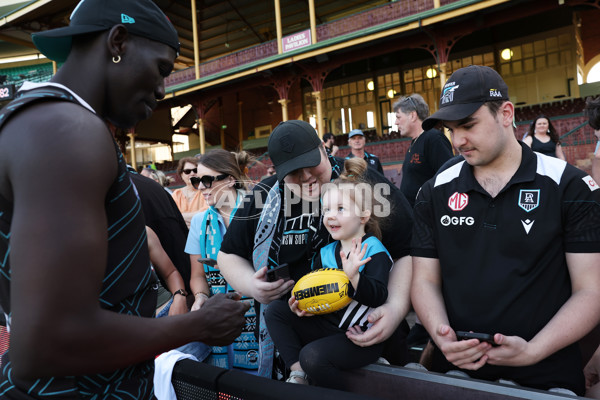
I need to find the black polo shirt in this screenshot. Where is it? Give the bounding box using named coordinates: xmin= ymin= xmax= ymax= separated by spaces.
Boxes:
xmin=411 ymin=143 xmax=600 ymax=393
xmin=400 ymin=128 xmax=453 ymax=207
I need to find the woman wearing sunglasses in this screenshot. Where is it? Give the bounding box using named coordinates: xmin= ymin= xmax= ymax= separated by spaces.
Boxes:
xmin=172 ymin=157 xmax=208 ymax=228
xmin=182 ymin=149 xmax=260 ymax=373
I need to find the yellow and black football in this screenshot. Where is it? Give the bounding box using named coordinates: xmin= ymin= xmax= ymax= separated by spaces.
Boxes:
xmin=293 ymin=268 xmax=352 ymax=315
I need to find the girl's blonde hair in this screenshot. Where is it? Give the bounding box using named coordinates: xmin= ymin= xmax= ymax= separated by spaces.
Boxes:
xmin=324 ymin=157 xmax=383 ymax=240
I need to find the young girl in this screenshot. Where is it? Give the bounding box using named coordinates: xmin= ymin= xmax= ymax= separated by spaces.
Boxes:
xmin=264 ymin=158 xmax=392 ymax=389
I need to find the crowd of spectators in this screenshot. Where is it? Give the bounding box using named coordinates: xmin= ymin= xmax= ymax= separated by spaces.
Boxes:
xmin=2 ymin=1 xmax=600 ymax=398
xmin=145 ymin=68 xmax=600 ymax=398
xmin=136 ymin=78 xmax=600 ymax=400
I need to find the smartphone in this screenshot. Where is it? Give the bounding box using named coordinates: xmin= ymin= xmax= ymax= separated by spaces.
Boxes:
xmin=456 ymin=331 xmax=497 ymax=346
xmin=197 ymin=258 xmax=217 ymax=267
xmin=266 ymin=263 xmax=291 ymax=282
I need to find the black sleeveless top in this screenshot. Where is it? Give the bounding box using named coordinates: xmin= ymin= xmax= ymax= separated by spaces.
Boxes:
xmin=0 ymin=85 xmax=156 ymax=399
xmin=531 ymin=135 xmax=557 ymax=157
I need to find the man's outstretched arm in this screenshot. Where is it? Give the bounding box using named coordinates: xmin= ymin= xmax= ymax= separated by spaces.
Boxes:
xmin=7 ymin=105 xmax=248 ymax=379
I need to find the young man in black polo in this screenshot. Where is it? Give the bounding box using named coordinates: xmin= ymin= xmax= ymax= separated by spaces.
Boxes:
xmin=410 ymin=65 xmax=600 ymax=395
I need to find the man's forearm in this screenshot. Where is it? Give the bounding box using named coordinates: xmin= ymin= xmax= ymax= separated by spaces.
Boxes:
xmin=410 ymin=257 xmax=450 ymax=345
xmin=526 ymin=287 xmax=600 ymax=365
xmin=411 ymin=281 xmax=450 ymax=345
xmin=11 ymin=300 xmax=227 ymax=379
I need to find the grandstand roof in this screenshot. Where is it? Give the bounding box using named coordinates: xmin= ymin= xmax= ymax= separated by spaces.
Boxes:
xmin=0 ymin=1 xmax=30 ymax=19
xmin=0 ymin=0 xmax=388 ymax=70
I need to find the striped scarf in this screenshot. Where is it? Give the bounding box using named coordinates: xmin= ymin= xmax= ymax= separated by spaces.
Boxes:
xmin=200 ymin=195 xmax=259 ymax=373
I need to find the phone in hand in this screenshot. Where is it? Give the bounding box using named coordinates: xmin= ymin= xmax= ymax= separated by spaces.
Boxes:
xmin=456 ymin=331 xmax=497 ymax=346
xmin=266 ymin=263 xmax=291 ymax=282
xmin=198 ymin=258 xmax=217 ymax=267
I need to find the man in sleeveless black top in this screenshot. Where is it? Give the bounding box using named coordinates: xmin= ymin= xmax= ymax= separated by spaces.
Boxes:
xmin=0 ymin=1 xmax=247 ymax=398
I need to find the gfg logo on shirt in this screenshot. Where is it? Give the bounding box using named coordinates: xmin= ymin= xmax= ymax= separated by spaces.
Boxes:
xmin=440 ymin=215 xmax=475 ymax=226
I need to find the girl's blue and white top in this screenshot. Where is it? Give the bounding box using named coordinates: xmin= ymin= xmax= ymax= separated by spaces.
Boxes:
xmin=314 ymin=234 xmax=392 ymax=330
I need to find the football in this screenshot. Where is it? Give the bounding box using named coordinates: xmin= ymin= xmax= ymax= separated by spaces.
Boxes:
xmin=292 ymin=268 xmax=352 ymax=315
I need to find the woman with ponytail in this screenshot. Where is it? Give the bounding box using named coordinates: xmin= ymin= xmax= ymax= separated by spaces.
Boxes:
xmin=182 ymin=149 xmax=261 ymax=373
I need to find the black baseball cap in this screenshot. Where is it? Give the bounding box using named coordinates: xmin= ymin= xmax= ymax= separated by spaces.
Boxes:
xmin=268 ymin=120 xmax=323 ymax=180
xmin=422 ymin=65 xmax=509 ymax=131
xmin=32 ymin=0 xmax=180 ymax=63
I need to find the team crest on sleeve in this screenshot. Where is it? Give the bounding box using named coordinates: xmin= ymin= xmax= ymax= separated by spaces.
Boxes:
xmin=582 ymin=175 xmax=599 ymax=191
xmin=448 ymin=192 xmax=468 ymax=211
xmin=518 ymin=189 xmax=539 ymax=212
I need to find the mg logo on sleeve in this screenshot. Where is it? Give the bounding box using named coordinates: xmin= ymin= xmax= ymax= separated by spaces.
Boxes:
xmin=448 ymin=192 xmax=469 ymax=211
xmin=518 ymin=189 xmax=539 ymax=212
xmin=583 ymin=175 xmax=599 ymax=192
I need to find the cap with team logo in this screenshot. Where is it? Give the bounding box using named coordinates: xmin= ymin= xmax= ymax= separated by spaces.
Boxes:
xmin=422 ymin=65 xmax=509 ymax=131
xmin=32 ymin=0 xmax=180 ymax=63
xmin=268 ymin=120 xmax=323 ymax=180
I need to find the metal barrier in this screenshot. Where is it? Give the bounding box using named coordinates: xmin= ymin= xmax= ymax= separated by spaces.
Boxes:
xmin=172 ymin=360 xmax=585 ymax=400
xmin=171 ymin=359 xmax=381 ymax=400
xmin=336 ymin=364 xmax=582 ymax=400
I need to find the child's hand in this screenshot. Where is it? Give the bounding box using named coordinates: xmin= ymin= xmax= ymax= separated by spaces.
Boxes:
xmin=288 ymin=293 xmax=312 ymax=317
xmin=341 ymin=237 xmax=371 ymax=283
